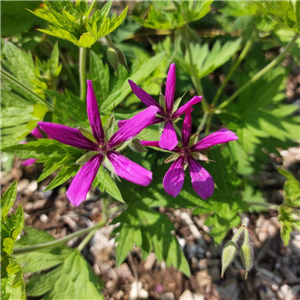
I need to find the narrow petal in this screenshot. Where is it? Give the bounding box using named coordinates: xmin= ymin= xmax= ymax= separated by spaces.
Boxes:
xmin=163 ymin=156 xmax=185 ymax=197
xmin=66 ymin=154 xmax=103 ymax=206
xmin=140 ymin=140 xmax=161 ymax=148
xmin=188 ymin=157 xmax=214 ymax=199
xmin=191 ymin=129 xmax=238 ymax=152
xmin=38 ymin=122 xmax=98 ymax=151
xmin=159 ymin=120 xmax=178 ymax=151
xmin=172 ymin=96 xmax=202 ymax=118
xmin=128 ymin=80 xmax=161 ymax=108
xmin=117 ymin=116 xmax=162 ymax=129
xmin=31 ymin=127 xmax=44 ymax=139
xmin=107 ymin=151 xmax=152 ymax=186
xmin=86 ymin=80 xmax=105 ymax=144
xmin=165 ymin=63 xmax=176 ymax=113
xmin=182 ymin=108 xmax=193 ymax=147
xmin=108 ymin=106 xmax=160 ymax=148
xmin=22 ymin=158 xmax=37 ymax=166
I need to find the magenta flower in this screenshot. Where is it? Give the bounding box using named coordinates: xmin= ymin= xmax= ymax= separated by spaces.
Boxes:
xmin=141 ymin=108 xmax=238 ymax=199
xmin=38 ymin=80 xmax=159 ymax=206
xmin=119 ymin=63 xmax=202 ymax=151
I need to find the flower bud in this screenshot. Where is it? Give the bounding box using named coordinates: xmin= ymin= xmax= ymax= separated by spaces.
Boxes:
xmin=107 ymin=46 xmax=128 ymax=76
xmin=221 ymin=240 xmax=238 ymax=278
xmin=107 ymin=47 xmax=119 ymax=75
xmin=240 ymin=230 xmax=253 ymax=279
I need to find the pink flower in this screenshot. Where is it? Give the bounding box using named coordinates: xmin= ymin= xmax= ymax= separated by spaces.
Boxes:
xmin=39 ymin=80 xmax=159 ymax=206
xmin=119 ymin=63 xmax=202 ymax=151
xmin=141 ymin=108 xmax=238 ymax=199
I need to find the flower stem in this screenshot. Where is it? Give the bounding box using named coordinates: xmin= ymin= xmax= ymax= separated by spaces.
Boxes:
xmin=13 ymin=221 xmax=105 ymax=255
xmin=79 ymin=47 xmax=87 ymax=101
xmin=217 ymin=33 xmax=299 ymax=111
xmin=212 ymin=37 xmax=254 ymax=107
xmin=181 ymin=28 xmax=209 ymax=112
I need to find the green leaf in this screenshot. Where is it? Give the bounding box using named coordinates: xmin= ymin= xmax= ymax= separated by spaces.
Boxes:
xmin=1 ymin=182 xmax=26 ymax=300
xmin=278 ymin=168 xmax=300 ymax=206
xmin=93 ymin=165 xmax=124 ymax=202
xmin=26 ymin=250 xmax=104 ymax=299
xmin=1 ymin=181 xmax=17 ymax=220
xmin=44 ymin=164 xmax=79 ymax=192
xmin=112 ymin=201 xmax=190 ymax=276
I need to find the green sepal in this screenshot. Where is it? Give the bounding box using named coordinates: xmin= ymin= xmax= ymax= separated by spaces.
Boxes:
xmin=164 ymin=153 xmax=181 ymax=164
xmin=172 ymin=92 xmax=187 ymax=113
xmin=190 ymin=152 xmax=209 ymax=162
xmin=78 ymin=126 xmax=97 ymax=144
xmin=129 ymin=138 xmax=146 ymax=153
xmin=158 ymin=122 xmax=165 ymax=134
xmin=159 ymin=93 xmax=166 ymax=111
xmin=104 ymin=115 xmax=115 ymax=142
xmin=76 ymin=151 xmax=98 ymax=165
xmin=188 ymin=133 xmax=200 ymax=147
xmin=103 ymin=156 xmax=121 ymax=182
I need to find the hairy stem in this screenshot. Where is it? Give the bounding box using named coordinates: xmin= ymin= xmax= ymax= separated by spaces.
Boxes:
xmin=217 ymin=33 xmax=299 ymax=111
xmin=246 ymin=201 xmax=279 ymax=210
xmin=79 ymin=47 xmax=87 ymax=101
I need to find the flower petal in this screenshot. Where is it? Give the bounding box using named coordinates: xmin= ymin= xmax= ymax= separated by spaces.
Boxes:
xmin=159 ymin=120 xmax=178 ymax=151
xmin=163 ymin=156 xmax=185 ymax=197
xmin=191 ymin=129 xmax=238 ymax=152
xmin=188 ymin=157 xmax=214 ymax=199
xmin=182 ymin=108 xmax=193 ymax=147
xmin=140 ymin=140 xmax=161 ymax=148
xmin=22 ymin=158 xmax=37 ymax=166
xmin=31 ymin=127 xmax=44 ymax=139
xmin=107 ymin=151 xmax=152 ymax=186
xmin=87 ymin=80 xmax=105 ymax=145
xmin=66 ymin=154 xmax=103 ymax=206
xmin=117 ymin=116 xmax=162 ymax=129
xmin=172 ymin=96 xmax=202 ymax=118
xmin=128 ymin=80 xmax=161 ymax=108
xmin=108 ymin=106 xmax=160 ymax=148
xmin=165 ymin=63 xmax=176 ymax=113
xmin=38 ymin=122 xmax=98 ymax=151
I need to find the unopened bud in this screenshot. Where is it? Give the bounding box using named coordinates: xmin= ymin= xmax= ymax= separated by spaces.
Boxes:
xmin=221 ymin=240 xmax=238 ymax=278
xmin=129 ymin=138 xmax=146 ymax=153
xmin=107 ymin=47 xmax=119 ymax=75
xmin=107 ymin=46 xmax=128 ymax=76
xmin=240 ymin=230 xmax=253 ymax=279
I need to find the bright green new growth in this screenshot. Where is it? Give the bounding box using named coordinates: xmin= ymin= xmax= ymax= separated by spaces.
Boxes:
xmin=132 ymin=0 xmax=213 ymax=30
xmin=1 ymin=181 xmax=26 ymax=300
xmin=27 ymin=0 xmax=128 ymax=48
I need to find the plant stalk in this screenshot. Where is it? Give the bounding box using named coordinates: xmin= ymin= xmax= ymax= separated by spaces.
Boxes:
xmin=212 ymin=37 xmax=254 ymax=106
xmin=79 ymin=47 xmax=87 ymax=101
xmin=217 ymin=33 xmax=299 ymax=111
xmin=182 ymin=27 xmax=209 ymax=112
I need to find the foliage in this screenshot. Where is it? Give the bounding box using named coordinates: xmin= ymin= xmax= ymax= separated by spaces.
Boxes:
xmin=28 ymin=0 xmax=128 ymax=48
xmin=277 ymin=168 xmax=300 ymax=245
xmin=15 ymin=227 xmax=104 ymax=299
xmin=1 ymin=181 xmax=26 ymax=300
xmin=131 ymin=0 xmax=213 ymax=30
